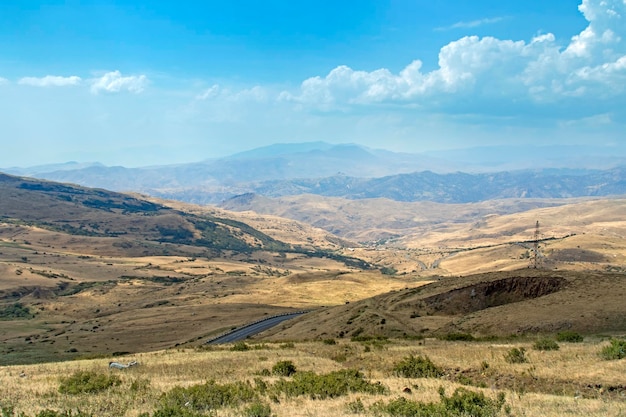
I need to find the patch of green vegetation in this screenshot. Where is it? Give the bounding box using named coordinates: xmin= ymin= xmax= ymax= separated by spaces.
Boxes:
xmin=157 ymin=380 xmax=258 ymax=414
xmin=271 ymin=360 xmax=297 ymax=377
xmin=302 ymin=249 xmax=372 ymax=269
xmin=371 ymin=387 xmax=506 ymax=417
xmin=380 ymin=267 xmax=397 ymax=276
xmin=555 ymin=331 xmax=584 ymax=343
xmin=346 ymin=398 xmax=366 ymax=414
xmin=28 ymin=270 xmax=70 ymax=280
xmin=533 ymin=338 xmax=560 ymax=351
xmin=240 ymin=401 xmax=273 ymax=417
xmin=272 ymin=369 xmax=387 ymax=400
xmin=599 ymin=338 xmax=626 ymax=360
xmin=82 ymin=197 xmax=162 ymax=213
xmin=0 ymin=303 xmax=34 ymax=320
xmin=231 ymin=341 xmax=251 ymax=352
xmin=1 ymin=404 xmax=93 ymax=417
xmin=392 ymin=355 xmax=443 ymax=378
xmin=58 ymin=371 xmax=121 ymax=394
xmin=504 ymin=347 xmax=528 ymax=364
xmin=439 ymin=333 xmax=476 ymax=342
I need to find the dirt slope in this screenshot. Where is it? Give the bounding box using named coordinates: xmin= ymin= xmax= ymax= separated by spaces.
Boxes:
xmin=259 ymin=269 xmax=626 ymax=341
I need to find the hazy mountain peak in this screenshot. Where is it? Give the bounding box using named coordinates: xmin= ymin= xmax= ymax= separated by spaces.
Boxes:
xmin=227 ymin=141 xmax=335 ymax=159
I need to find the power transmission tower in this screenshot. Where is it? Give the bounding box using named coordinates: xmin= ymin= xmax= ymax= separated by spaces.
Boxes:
xmin=530 ymin=220 xmax=542 ymax=269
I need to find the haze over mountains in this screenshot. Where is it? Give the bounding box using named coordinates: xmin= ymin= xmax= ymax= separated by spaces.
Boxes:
xmin=3 ymin=142 xmax=626 ymax=206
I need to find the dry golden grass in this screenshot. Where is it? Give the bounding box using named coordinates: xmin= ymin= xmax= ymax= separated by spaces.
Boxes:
xmin=1 ymin=338 xmax=624 ymax=417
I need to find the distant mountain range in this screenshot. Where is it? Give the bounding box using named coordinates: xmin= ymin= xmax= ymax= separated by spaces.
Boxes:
xmin=3 ymin=142 xmax=626 ymax=204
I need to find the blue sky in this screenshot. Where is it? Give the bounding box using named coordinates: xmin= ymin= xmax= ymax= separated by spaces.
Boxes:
xmin=1 ymin=0 xmax=625 ymax=167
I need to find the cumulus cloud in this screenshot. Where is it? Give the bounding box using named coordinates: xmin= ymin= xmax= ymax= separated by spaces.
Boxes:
xmin=285 ymin=0 xmax=626 ymax=115
xmin=90 ymin=71 xmax=148 ymax=94
xmin=18 ymin=75 xmax=82 ymax=87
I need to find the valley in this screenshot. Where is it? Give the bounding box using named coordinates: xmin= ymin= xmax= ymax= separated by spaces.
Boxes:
xmin=0 ymin=170 xmax=624 ymax=416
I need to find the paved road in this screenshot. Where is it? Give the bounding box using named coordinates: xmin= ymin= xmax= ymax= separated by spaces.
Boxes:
xmin=206 ymin=312 xmax=308 ymax=344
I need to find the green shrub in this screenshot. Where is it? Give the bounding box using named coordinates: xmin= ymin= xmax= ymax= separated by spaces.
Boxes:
xmin=439 ymin=333 xmax=475 ymax=342
xmin=345 ymin=398 xmax=366 ymax=414
xmin=556 ymin=330 xmax=584 ymax=343
xmin=158 ymin=380 xmax=257 ymax=413
xmin=147 ymin=407 xmax=205 ymax=417
xmin=392 ymin=355 xmax=443 ymax=378
xmin=504 ymin=347 xmax=528 ymax=364
xmin=440 ymin=387 xmax=505 ymax=417
xmin=231 ymin=341 xmax=250 ymax=351
xmin=2 ymin=405 xmax=89 ymax=417
xmin=0 ymin=303 xmax=34 ymax=320
xmin=241 ymin=402 xmax=272 ymax=417
xmin=371 ymin=387 xmax=505 ymax=417
xmin=599 ymin=338 xmax=626 ymax=360
xmin=322 ymin=338 xmax=337 ymax=345
xmin=58 ymin=371 xmax=121 ymax=394
xmin=271 ymin=360 xmax=297 ymax=377
xmin=272 ymin=369 xmax=387 ymax=400
xmin=533 ymin=338 xmax=560 ymax=351
xmin=35 ymin=412 xmax=92 ymax=417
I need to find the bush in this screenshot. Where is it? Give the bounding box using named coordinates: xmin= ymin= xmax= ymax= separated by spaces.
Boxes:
xmin=158 ymin=380 xmax=257 ymax=413
xmin=272 ymin=369 xmax=387 ymax=400
xmin=345 ymin=398 xmax=366 ymax=414
xmin=533 ymin=338 xmax=560 ymax=351
xmin=556 ymin=331 xmax=584 ymax=343
xmin=440 ymin=387 xmax=506 ymax=417
xmin=599 ymin=338 xmax=626 ymax=360
xmin=392 ymin=355 xmax=443 ymax=378
xmin=371 ymin=387 xmax=505 ymax=417
xmin=0 ymin=405 xmax=87 ymax=417
xmin=439 ymin=333 xmax=476 ymax=342
xmin=271 ymin=360 xmax=297 ymax=377
xmin=58 ymin=371 xmax=121 ymax=394
xmin=322 ymin=338 xmax=337 ymax=345
xmin=231 ymin=341 xmax=250 ymax=351
xmin=504 ymin=347 xmax=528 ymax=364
xmin=146 ymin=407 xmax=205 ymax=417
xmin=35 ymin=412 xmax=93 ymax=417
xmin=241 ymin=402 xmax=272 ymax=417
xmin=0 ymin=303 xmax=34 ymax=320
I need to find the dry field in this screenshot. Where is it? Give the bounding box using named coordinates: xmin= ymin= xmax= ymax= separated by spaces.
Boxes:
xmin=0 ymin=221 xmax=419 ymax=365
xmin=1 ymin=175 xmax=625 ymax=416
xmin=0 ymin=337 xmax=624 ymax=416
xmin=260 ymin=269 xmax=626 ymax=342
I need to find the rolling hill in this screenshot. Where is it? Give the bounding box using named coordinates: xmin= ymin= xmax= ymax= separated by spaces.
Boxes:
xmin=259 ymin=269 xmax=626 ymax=341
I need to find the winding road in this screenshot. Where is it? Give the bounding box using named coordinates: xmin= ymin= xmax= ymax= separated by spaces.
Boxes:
xmin=206 ymin=312 xmax=308 ymax=344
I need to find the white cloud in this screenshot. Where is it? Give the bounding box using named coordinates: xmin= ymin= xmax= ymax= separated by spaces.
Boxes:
xmin=436 ymin=17 xmax=506 ymax=31
xmin=195 ymin=84 xmax=268 ymax=102
xmin=0 ymin=77 xmax=8 ymax=85
xmin=196 ymin=84 xmax=221 ymax=100
xmin=284 ymin=0 xmax=626 ymax=116
xmin=18 ymin=75 xmax=81 ymax=87
xmin=90 ymin=71 xmax=148 ymax=94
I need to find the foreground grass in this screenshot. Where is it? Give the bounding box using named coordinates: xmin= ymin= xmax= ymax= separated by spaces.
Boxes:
xmin=0 ymin=337 xmax=624 ymax=416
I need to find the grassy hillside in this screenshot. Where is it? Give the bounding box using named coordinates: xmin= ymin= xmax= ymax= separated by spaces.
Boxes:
xmin=0 ymin=172 xmax=289 ymax=256
xmin=1 ymin=337 xmax=624 ymax=416
xmin=260 ymin=270 xmax=626 ymax=341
